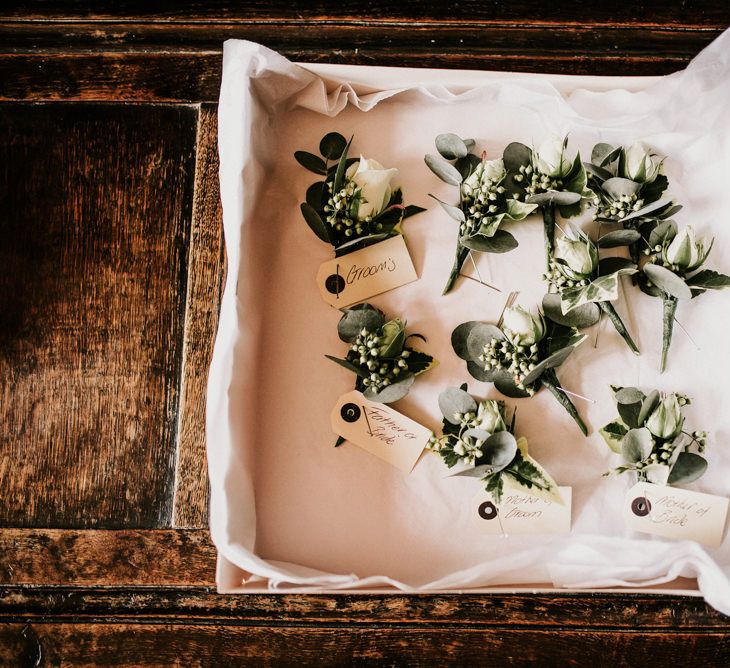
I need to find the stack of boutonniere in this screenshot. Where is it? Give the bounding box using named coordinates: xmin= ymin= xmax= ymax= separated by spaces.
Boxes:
xmin=601 ymin=387 xmax=708 ymax=486
xmin=502 ymin=135 xmax=593 ymax=268
xmin=297 ymin=132 xmax=424 ymax=256
xmin=452 ymin=304 xmax=589 ymax=435
xmin=638 ymin=222 xmax=730 ymax=371
xmin=586 ymin=141 xmax=680 ymax=265
xmin=427 ymin=385 xmax=562 ymax=504
xmin=542 ymin=223 xmax=640 ymax=354
xmin=327 ymin=303 xmax=437 ymax=404
xmin=424 ymin=133 xmax=538 ymax=294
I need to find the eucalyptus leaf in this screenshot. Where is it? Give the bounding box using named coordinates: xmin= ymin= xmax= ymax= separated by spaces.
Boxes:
xmin=542 ymin=293 xmax=600 ymax=328
xmin=521 ymin=345 xmax=577 ymax=386
xmin=638 ymin=390 xmax=660 ymax=426
xmin=617 ymin=401 xmax=642 ymax=429
xmin=502 ymin=142 xmax=532 ymax=171
xmin=463 ymin=428 xmax=491 ymax=443
xmin=647 ymin=219 xmax=678 ymax=248
xmin=494 ymin=374 xmax=533 ymax=398
xmin=294 ymin=150 xmax=327 ymax=175
xmin=435 ymin=133 xmax=468 ymax=160
xmin=602 ymin=177 xmax=641 ymax=199
xmin=598 ymin=257 xmax=636 ymax=275
xmin=623 ymin=198 xmax=674 ymax=224
xmin=597 ymin=229 xmax=641 ymax=248
xmin=465 ymin=323 xmax=505 ymax=361
xmin=668 ymin=452 xmax=708 ymax=485
xmin=364 ymin=373 xmax=415 ymax=404
xmin=438 ymin=387 xmax=478 ymax=424
xmin=337 ymin=304 xmax=384 ymax=342
xmin=324 ymin=354 xmax=368 ymax=378
xmin=300 ymin=202 xmax=331 ymax=243
xmin=584 ymin=162 xmax=613 ymax=181
xmin=591 ymin=142 xmax=617 ymax=166
xmin=615 ymin=387 xmax=644 ymax=405
xmin=460 ymin=230 xmax=518 ymax=253
xmin=622 ymin=427 xmax=654 ymax=463
xmin=319 ymin=132 xmax=347 ymax=160
xmin=305 ymin=181 xmax=325 ymax=210
xmin=526 ymin=191 xmax=582 ymax=206
xmin=478 ymin=431 xmax=518 ymax=472
xmin=466 ymin=359 xmax=503 ymax=382
xmin=424 ymin=154 xmax=463 ymax=186
xmin=643 ymin=263 xmax=692 ymax=300
xmin=452 ymin=321 xmax=483 ymax=360
xmin=429 ymin=194 xmax=465 ymax=222
xmin=455 ymin=154 xmax=482 ymax=180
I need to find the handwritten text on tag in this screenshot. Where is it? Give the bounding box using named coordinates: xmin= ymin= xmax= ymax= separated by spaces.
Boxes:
xmin=330 ymin=390 xmax=430 ymax=472
xmin=623 ymin=483 xmax=728 ymax=547
xmin=471 ymin=487 xmax=572 ymax=535
xmin=316 ymin=236 xmax=417 ymax=307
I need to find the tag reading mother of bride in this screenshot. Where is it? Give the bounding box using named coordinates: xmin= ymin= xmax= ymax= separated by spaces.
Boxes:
xmin=471 ymin=487 xmax=572 ymax=535
xmin=624 ymin=483 xmax=729 ymax=547
xmin=330 ymin=390 xmax=430 ymax=472
xmin=316 ymin=236 xmax=417 ymax=307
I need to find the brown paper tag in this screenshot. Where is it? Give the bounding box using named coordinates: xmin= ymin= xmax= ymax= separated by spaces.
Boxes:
xmin=330 ymin=390 xmax=430 ymax=472
xmin=623 ymin=482 xmax=729 ymax=547
xmin=316 ymin=235 xmax=417 ymax=307
xmin=471 ymin=486 xmax=572 ymax=535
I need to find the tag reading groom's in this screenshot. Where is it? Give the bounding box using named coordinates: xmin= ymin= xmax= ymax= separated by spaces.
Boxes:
xmin=330 ymin=390 xmax=430 ymax=472
xmin=316 ymin=236 xmax=417 ymax=307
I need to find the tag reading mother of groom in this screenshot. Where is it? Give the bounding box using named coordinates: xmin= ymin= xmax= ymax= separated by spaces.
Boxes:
xmin=624 ymin=482 xmax=729 ymax=547
xmin=316 ymin=236 xmax=417 ymax=307
xmin=330 ymin=390 xmax=430 ymax=472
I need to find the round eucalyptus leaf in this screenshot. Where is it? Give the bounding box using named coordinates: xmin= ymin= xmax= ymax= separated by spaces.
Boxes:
xmin=591 ymin=142 xmax=617 ymax=165
xmin=294 ymin=150 xmax=327 ymax=175
xmin=479 ymin=431 xmax=518 ymax=472
xmin=521 ymin=346 xmax=575 ymax=386
xmin=305 ymin=181 xmax=325 ymax=209
xmin=526 ymin=191 xmax=582 ymax=206
xmin=615 ymin=387 xmax=645 ymax=405
xmin=452 ymin=321 xmax=482 ymax=360
xmin=638 ymin=389 xmax=661 ymax=426
xmin=364 ymin=373 xmax=415 ymax=404
xmin=597 ymin=229 xmax=642 ymax=248
xmin=643 ymin=263 xmax=692 ymax=300
xmin=467 ymin=360 xmax=502 ymax=383
xmin=337 ymin=304 xmax=384 ymax=342
xmin=542 ymin=293 xmax=600 ymax=328
xmin=455 ymin=154 xmax=482 ymax=181
xmin=435 ymin=133 xmax=468 ymax=160
xmin=621 ymin=427 xmax=654 ymax=464
xmin=429 ymin=194 xmax=465 ymax=222
xmin=668 ymin=452 xmax=708 ymax=485
xmin=494 ymin=373 xmax=533 ymax=398
xmin=602 ymin=177 xmax=641 ymax=199
xmin=319 ymin=132 xmax=347 ymax=160
xmin=502 ymin=142 xmax=532 ymax=171
xmin=438 ymin=387 xmax=477 ymax=423
xmin=460 ymin=230 xmax=518 ymax=254
xmin=424 ymin=154 xmax=463 ymax=186
xmin=300 ymin=202 xmax=331 ymax=243
xmin=465 ymin=323 xmax=504 ymax=361
xmin=599 ymin=257 xmax=636 ymax=275
xmin=623 ymin=199 xmax=675 ymax=225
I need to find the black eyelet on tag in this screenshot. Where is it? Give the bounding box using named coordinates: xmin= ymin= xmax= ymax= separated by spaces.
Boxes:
xmin=478 ymin=501 xmax=498 ymax=520
xmin=325 ymin=274 xmax=346 ymax=295
xmin=341 ymin=403 xmax=361 ymax=423
xmin=631 ymin=497 xmax=652 ymax=517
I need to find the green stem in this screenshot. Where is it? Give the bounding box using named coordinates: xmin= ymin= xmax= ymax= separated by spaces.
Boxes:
xmin=598 ymin=301 xmax=640 ymax=355
xmin=541 ymin=203 xmax=556 ymax=271
xmin=661 ymin=297 xmax=678 ymax=373
xmin=541 ymin=368 xmax=589 ymax=436
xmin=442 ymin=241 xmax=470 ymax=295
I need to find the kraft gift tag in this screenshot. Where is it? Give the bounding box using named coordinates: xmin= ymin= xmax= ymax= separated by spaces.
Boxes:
xmin=330 ymin=390 xmax=430 ymax=472
xmin=471 ymin=487 xmax=572 ymax=535
xmin=316 ymin=236 xmax=417 ymax=307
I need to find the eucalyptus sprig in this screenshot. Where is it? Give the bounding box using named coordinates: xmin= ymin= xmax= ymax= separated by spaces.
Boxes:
xmin=637 ymin=222 xmax=730 ymax=372
xmin=427 ymin=384 xmax=562 ymax=504
xmin=452 ymin=305 xmax=589 ymax=435
xmin=424 ymin=133 xmax=538 ymax=294
xmin=327 ymin=303 xmax=437 ymax=404
xmin=542 ymin=223 xmax=640 ymax=354
xmin=600 ymin=386 xmax=709 ymax=486
xmin=586 ymin=141 xmax=680 ymax=265
xmin=297 ymin=132 xmax=425 ymax=256
xmin=503 ymin=135 xmax=593 ymax=269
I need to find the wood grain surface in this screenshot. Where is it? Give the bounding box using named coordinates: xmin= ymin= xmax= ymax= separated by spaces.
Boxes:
xmin=0 ymin=103 xmax=197 ymax=528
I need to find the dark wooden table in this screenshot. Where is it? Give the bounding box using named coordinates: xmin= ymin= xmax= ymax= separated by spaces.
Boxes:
xmin=2 ymin=3 xmax=730 ymax=665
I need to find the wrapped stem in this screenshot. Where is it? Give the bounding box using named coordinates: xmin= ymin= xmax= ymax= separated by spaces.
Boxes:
xmin=442 ymin=242 xmax=470 ymax=295
xmin=541 ymin=203 xmax=556 ymax=270
xmin=661 ymin=296 xmax=678 ymax=373
xmin=598 ymin=300 xmax=640 ymax=355
xmin=541 ymin=368 xmax=589 ymax=436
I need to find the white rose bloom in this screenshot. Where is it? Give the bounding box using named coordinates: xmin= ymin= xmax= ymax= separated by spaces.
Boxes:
xmin=665 ymin=226 xmax=703 ymax=270
xmin=622 ymin=142 xmax=661 ymax=183
xmin=502 ymin=305 xmax=546 ymax=345
xmin=555 ymin=236 xmax=597 ymax=278
xmin=646 ymin=394 xmax=684 ymax=440
xmin=535 ymin=135 xmax=572 ymax=177
xmin=462 ymin=158 xmax=505 ymax=195
xmin=346 ymin=156 xmax=398 ymax=219
xmin=474 ymin=400 xmax=506 ymax=434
